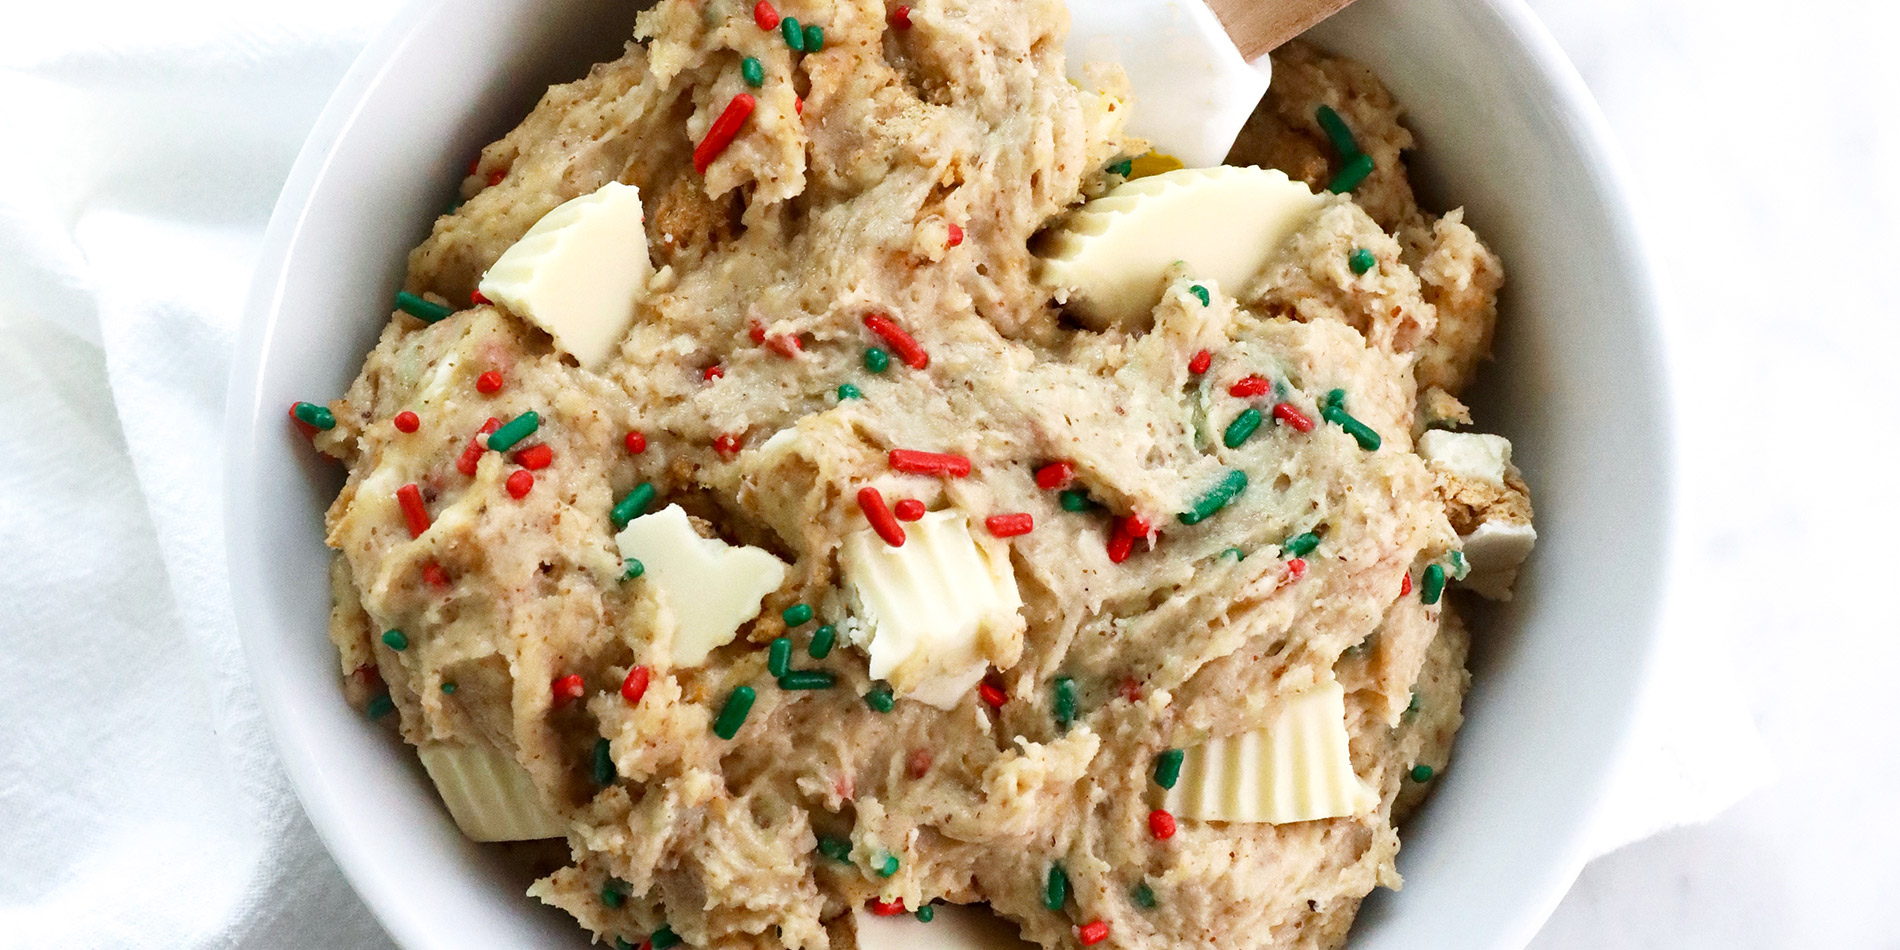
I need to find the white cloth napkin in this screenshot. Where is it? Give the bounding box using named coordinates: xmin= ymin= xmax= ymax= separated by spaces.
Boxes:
xmin=0 ymin=2 xmax=1764 ymax=946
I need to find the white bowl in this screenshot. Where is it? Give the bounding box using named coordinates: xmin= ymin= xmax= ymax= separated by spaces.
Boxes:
xmin=226 ymin=0 xmax=1672 ymax=946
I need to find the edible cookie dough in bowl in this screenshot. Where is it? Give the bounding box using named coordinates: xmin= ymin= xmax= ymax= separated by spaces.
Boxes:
xmin=226 ymin=0 xmax=1671 ymax=949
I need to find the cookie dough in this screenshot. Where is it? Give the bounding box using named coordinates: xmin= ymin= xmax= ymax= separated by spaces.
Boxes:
xmin=306 ymin=3 xmax=1529 ymax=948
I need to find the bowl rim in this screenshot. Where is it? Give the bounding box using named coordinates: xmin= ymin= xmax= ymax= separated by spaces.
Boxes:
xmin=225 ymin=1 xmax=1673 ymax=947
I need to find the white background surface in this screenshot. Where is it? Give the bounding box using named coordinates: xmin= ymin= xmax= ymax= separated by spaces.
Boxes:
xmin=1 ymin=0 xmax=1895 ymax=947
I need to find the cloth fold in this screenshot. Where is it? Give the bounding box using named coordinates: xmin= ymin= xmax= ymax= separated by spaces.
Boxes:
xmin=0 ymin=3 xmax=1761 ymax=947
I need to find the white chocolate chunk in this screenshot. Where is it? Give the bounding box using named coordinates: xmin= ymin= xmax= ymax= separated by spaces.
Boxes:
xmin=477 ymin=181 xmax=652 ymax=369
xmin=1165 ymin=680 xmax=1377 ymax=824
xmin=1458 ymin=519 xmax=1537 ymax=600
xmin=1418 ymin=430 xmax=1512 ymax=486
xmin=615 ymin=504 xmax=788 ymax=667
xmin=417 ymin=742 xmax=567 ymax=842
xmin=852 ymin=902 xmax=1033 ymax=950
xmin=840 ymin=509 xmax=1024 ymax=709
xmin=1037 ymin=166 xmax=1325 ymax=331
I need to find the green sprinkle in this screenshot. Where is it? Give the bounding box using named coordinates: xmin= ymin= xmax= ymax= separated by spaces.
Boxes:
xmin=1283 ymin=532 xmax=1320 ymax=558
xmin=779 ymin=670 xmax=836 ymax=691
xmin=1448 ymin=550 xmax=1470 ymax=581
xmin=1132 ymin=881 xmax=1157 ymax=909
xmin=611 ymin=482 xmax=657 ymax=528
xmin=366 ymin=695 xmax=395 ymax=720
xmin=291 ymin=401 xmax=335 ymax=430
xmin=1321 ymin=403 xmax=1382 ymax=451
xmin=1324 ymin=388 xmax=1347 ymax=412
xmin=768 ymin=637 xmax=793 ymax=677
xmin=783 ymin=604 xmax=814 ymax=627
xmin=617 ymin=939 xmax=635 ymax=950
xmin=622 ymin=557 xmax=645 ymax=580
xmin=1153 ymin=749 xmax=1184 ymax=789
xmin=1405 ymin=691 xmax=1420 ymax=717
xmin=1328 ymin=152 xmax=1375 ymax=194
xmin=381 ymin=629 xmax=409 ymax=651
xmin=1188 ymin=284 xmax=1210 ymax=307
xmin=1421 ymin=563 xmax=1446 ymax=605
xmin=1058 ymin=489 xmax=1093 ymax=512
xmin=713 ymin=685 xmax=756 ymax=739
xmin=876 ymin=852 xmax=899 ymax=877
xmin=818 ymin=836 xmax=852 ymax=862
xmin=593 ymin=737 xmax=617 ymax=785
xmin=864 ymin=347 xmax=890 ymax=373
xmin=1221 ymin=547 xmax=1246 ymax=561
xmin=915 ymin=904 xmax=935 ymax=922
xmin=865 ymin=681 xmax=895 ymax=713
xmin=486 ymin=411 xmax=540 ymax=452
xmin=1053 ymin=677 xmax=1077 ymax=731
xmin=838 ymin=383 xmax=864 ymax=400
xmin=1410 ymin=764 xmax=1435 ymax=783
xmin=650 ymin=926 xmax=681 ymax=949
xmin=782 ymin=15 xmax=804 ymax=50
xmin=808 ymin=624 xmax=836 ymax=659
xmin=1349 ymin=247 xmax=1376 ymax=275
xmin=441 ymin=682 xmax=457 ymax=694
xmin=1223 ymin=408 xmax=1263 ymax=448
xmin=395 ymin=290 xmax=453 ymax=324
xmin=1315 ymin=104 xmax=1360 ymax=159
xmin=1108 ymin=158 xmax=1133 ymax=177
xmin=803 ymin=24 xmax=824 ymax=51
xmin=741 ymin=55 xmax=764 ymax=87
xmin=601 ymin=878 xmax=627 ymax=909
xmin=1043 ymin=863 xmax=1069 ymax=910
xmin=1177 ymin=468 xmax=1247 ymax=525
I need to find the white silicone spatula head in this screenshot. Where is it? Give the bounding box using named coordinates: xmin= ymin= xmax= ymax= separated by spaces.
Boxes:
xmin=1066 ymin=0 xmax=1359 ymax=168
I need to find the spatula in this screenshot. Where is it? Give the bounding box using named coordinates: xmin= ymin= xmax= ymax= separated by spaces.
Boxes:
xmin=1066 ymin=0 xmax=1359 ymax=168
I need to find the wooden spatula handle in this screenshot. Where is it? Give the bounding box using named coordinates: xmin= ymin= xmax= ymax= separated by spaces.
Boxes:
xmin=1204 ymin=0 xmax=1359 ymax=60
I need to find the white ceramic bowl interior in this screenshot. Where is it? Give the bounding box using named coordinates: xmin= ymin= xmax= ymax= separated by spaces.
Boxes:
xmin=226 ymin=0 xmax=1671 ymax=947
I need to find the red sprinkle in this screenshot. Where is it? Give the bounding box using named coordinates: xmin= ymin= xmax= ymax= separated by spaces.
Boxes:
xmin=754 ymin=0 xmax=780 ymax=29
xmin=486 ymin=169 xmax=506 ymax=187
xmin=396 ymin=484 xmax=430 ymax=538
xmin=457 ymin=417 xmax=502 ymax=476
xmin=795 ymin=96 xmax=804 ymax=115
xmin=748 ymin=323 xmax=767 ymax=344
xmin=466 ymin=157 xmax=480 ymax=176
xmin=1034 ymin=461 xmax=1075 ymax=490
xmin=1272 ymin=402 xmax=1316 ymax=433
xmin=1106 ymin=530 xmax=1134 ymax=564
xmin=693 ymin=93 xmax=757 ymax=175
xmin=551 ymin=674 xmax=585 ymax=708
xmin=1124 ymin=513 xmax=1153 ymax=540
xmin=515 ymin=444 xmax=553 ymax=470
xmin=978 ymin=681 xmax=1008 ymax=709
xmin=476 ymin=370 xmax=504 ymax=394
xmin=946 ymin=223 xmax=964 ymax=247
xmin=1287 ymin=558 xmax=1308 ymax=579
xmin=713 ymin=433 xmax=743 ymax=455
xmin=470 ymin=289 xmax=491 ymax=306
xmin=352 ymin=664 xmax=383 ymax=689
xmin=906 ymin=748 xmax=933 ymax=778
xmin=1149 ymin=808 xmax=1177 ymax=840
xmin=857 ymin=487 xmax=906 ymax=547
xmin=890 ymin=4 xmax=911 ymax=29
xmin=392 ymin=411 xmax=420 ymax=433
xmin=870 ymin=899 xmax=907 ymax=917
xmin=889 ymin=449 xmax=971 ymax=477
xmin=765 ymin=333 xmax=802 ymax=359
xmin=505 ymin=469 xmax=534 ymax=499
xmin=621 ymin=666 xmax=651 ymax=705
xmin=704 ymin=365 xmax=725 ymax=381
xmin=625 ymin=430 xmax=648 ymax=454
xmin=1118 ymin=677 xmax=1143 ymax=702
xmin=862 ymin=313 xmax=929 ymax=369
xmin=893 ymin=498 xmax=927 ymax=521
xmin=1077 ymin=921 xmax=1109 ymax=946
xmin=1400 ymin=572 xmax=1412 ymax=596
xmin=1188 ymin=349 xmax=1213 ymax=375
xmin=985 ymin=513 xmax=1034 ymax=538
xmin=422 ymin=562 xmax=451 ymax=587
xmin=1229 ymin=375 xmax=1271 ymax=398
